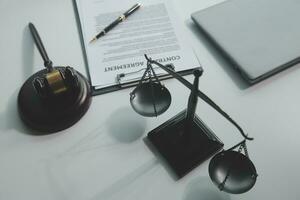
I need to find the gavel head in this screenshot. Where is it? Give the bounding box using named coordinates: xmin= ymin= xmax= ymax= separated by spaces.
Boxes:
xmin=33 ymin=66 xmax=79 ymax=99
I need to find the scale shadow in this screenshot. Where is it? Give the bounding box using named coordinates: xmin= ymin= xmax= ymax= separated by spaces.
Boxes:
xmin=106 ymin=106 xmax=147 ymax=143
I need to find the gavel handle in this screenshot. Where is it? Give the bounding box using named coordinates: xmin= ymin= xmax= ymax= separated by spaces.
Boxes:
xmin=28 ymin=23 xmax=53 ymax=72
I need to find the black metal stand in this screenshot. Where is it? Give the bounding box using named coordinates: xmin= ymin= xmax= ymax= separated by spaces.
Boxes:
xmin=140 ymin=55 xmax=253 ymax=179
xmin=146 ymin=68 xmax=223 ymax=178
xmin=130 ymin=55 xmax=257 ymax=192
xmin=147 ymin=110 xmax=224 ymax=178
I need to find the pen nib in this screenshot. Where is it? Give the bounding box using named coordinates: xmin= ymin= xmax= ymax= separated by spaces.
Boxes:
xmin=89 ymin=37 xmax=97 ymax=44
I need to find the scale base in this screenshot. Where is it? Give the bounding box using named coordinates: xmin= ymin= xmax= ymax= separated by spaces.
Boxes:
xmin=18 ymin=67 xmax=92 ymax=134
xmin=147 ymin=110 xmax=224 ymax=179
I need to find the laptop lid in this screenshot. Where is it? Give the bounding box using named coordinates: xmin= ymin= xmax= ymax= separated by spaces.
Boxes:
xmin=191 ymin=0 xmax=300 ymax=84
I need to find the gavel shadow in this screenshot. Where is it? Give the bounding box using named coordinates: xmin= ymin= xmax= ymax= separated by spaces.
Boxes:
xmin=22 ymin=24 xmax=35 ymax=81
xmin=0 ymin=25 xmax=39 ymax=135
xmin=0 ymin=90 xmax=29 ymax=134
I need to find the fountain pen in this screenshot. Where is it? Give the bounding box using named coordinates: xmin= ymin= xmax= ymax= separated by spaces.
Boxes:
xmin=89 ymin=3 xmax=141 ymax=43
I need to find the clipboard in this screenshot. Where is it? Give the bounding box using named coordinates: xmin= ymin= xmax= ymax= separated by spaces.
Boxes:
xmin=91 ymin=67 xmax=201 ymax=95
xmin=73 ymin=0 xmax=201 ymax=96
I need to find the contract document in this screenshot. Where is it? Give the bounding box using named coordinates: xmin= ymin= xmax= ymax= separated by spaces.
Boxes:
xmin=75 ymin=0 xmax=200 ymax=93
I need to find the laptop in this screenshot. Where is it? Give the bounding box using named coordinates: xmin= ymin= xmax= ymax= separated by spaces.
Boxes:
xmin=191 ymin=0 xmax=300 ymax=84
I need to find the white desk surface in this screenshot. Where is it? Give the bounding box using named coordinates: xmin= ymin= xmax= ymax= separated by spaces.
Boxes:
xmin=1 ymin=0 xmax=300 ymax=199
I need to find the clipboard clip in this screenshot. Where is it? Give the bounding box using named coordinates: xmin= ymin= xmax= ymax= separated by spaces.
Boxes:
xmin=116 ymin=64 xmax=175 ymax=86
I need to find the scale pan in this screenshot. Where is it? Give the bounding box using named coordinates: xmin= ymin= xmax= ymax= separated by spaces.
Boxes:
xmin=209 ymin=150 xmax=257 ymax=194
xmin=130 ymin=82 xmax=171 ymax=117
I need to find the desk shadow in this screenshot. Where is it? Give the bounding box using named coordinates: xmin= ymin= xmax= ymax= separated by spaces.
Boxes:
xmin=106 ymin=107 xmax=147 ymax=143
xmin=44 ymin=160 xmax=69 ymax=200
xmin=22 ymin=24 xmax=34 ymax=81
xmin=183 ymin=176 xmax=231 ymax=200
xmin=89 ymin=158 xmax=159 ymax=200
xmin=186 ymin=20 xmax=249 ymax=90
